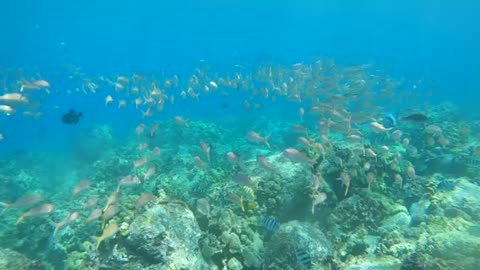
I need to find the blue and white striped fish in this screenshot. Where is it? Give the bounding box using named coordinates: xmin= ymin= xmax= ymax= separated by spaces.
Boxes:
xmin=260 ymin=217 xmax=280 ymax=231
xmin=295 ymin=247 xmax=312 ymax=269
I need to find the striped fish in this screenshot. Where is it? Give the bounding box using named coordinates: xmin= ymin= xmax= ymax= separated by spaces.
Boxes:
xmin=295 ymin=247 xmax=311 ymax=269
xmin=260 ymin=217 xmax=280 ymax=231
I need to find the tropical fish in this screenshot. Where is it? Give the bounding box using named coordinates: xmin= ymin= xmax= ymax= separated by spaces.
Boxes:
xmin=200 ymin=141 xmax=211 ymax=162
xmin=194 ymin=156 xmax=207 ymax=171
xmin=95 ymin=222 xmax=119 ymax=250
xmin=20 ymin=80 xmax=50 ymax=92
xmin=246 ymin=131 xmax=270 ymax=149
xmin=143 ymin=166 xmax=156 ymax=180
xmin=104 ymin=192 xmax=120 ymax=211
xmin=53 ymin=211 xmax=79 ymax=236
xmin=0 ymin=194 xmax=44 ymax=215
xmin=135 ymin=193 xmax=155 ymax=211
xmin=256 ymin=154 xmax=276 ymax=173
xmin=232 ymin=173 xmax=254 ymax=186
xmin=0 ymin=105 xmax=15 ymax=115
xmin=226 ymin=193 xmax=245 ymax=212
xmin=338 ymin=171 xmax=351 ymax=196
xmin=294 ymin=247 xmax=312 ymax=269
xmin=72 ymin=179 xmax=91 ymax=197
xmin=105 ymin=95 xmax=114 ymax=105
xmin=135 ymin=124 xmax=145 ymax=136
xmin=174 ymin=116 xmax=189 ymax=127
xmin=283 ymin=148 xmax=315 ymax=166
xmin=83 ymin=197 xmax=99 ymax=210
xmin=196 ymin=198 xmax=210 ymax=216
xmin=102 ymin=204 xmax=120 ymax=229
xmin=16 ymin=203 xmax=55 ymax=224
xmin=133 ymin=157 xmax=148 ymax=168
xmin=150 ymin=146 xmax=161 ymax=158
xmin=0 ymin=93 xmax=28 ymax=103
xmin=400 ymin=113 xmax=429 ymax=122
xmin=369 ymin=122 xmax=392 ymax=133
xmin=437 ymin=180 xmax=456 ymax=191
xmin=311 ymin=192 xmax=327 ymax=214
xmin=86 ymin=208 xmax=103 ymax=222
xmin=260 ymin=217 xmax=280 ymax=231
xmin=117 ymin=175 xmax=141 ymax=191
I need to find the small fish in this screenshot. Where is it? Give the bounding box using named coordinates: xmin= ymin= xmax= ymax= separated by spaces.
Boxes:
xmin=400 ymin=113 xmax=429 ymax=122
xmin=135 ymin=124 xmax=145 ymax=136
xmin=135 ymin=193 xmax=155 ymax=211
xmin=369 ymin=122 xmax=392 ymax=133
xmin=196 ymin=198 xmax=210 ymax=216
xmin=437 ymin=180 xmax=456 ymax=191
xmin=143 ymin=165 xmax=156 ymax=180
xmin=95 ymin=222 xmax=119 ymax=250
xmin=257 ymin=155 xmax=276 ymax=173
xmin=406 ymin=166 xmax=416 ymax=181
xmin=260 ymin=217 xmax=280 ymax=231
xmin=20 ymin=80 xmax=50 ymax=92
xmin=0 ymin=93 xmax=28 ymax=104
xmin=200 ymin=141 xmax=211 ymax=162
xmin=241 ymin=186 xmax=255 ymax=200
xmin=425 ymin=125 xmax=442 ymax=136
xmin=53 ymin=211 xmax=79 ymax=236
xmin=134 ymin=157 xmax=148 ymax=168
xmin=232 ymin=173 xmax=254 ymax=186
xmin=102 ymin=204 xmax=120 ymax=229
xmin=193 ymin=155 xmax=206 ymax=171
xmin=16 ymin=203 xmax=55 ymax=224
xmin=311 ymin=192 xmax=327 ymax=214
xmin=226 ymin=193 xmax=245 ymax=212
xmin=246 ymin=131 xmax=270 ymax=149
xmin=0 ymin=105 xmax=15 ymax=115
xmin=105 ymin=95 xmax=114 ymax=105
xmin=0 ymin=194 xmax=44 ymax=215
xmin=104 ymin=192 xmax=120 ymax=211
xmin=149 ymin=123 xmax=159 ymax=138
xmin=117 ymin=175 xmax=141 ymax=191
xmin=150 ymin=146 xmax=161 ymax=158
xmin=294 ymin=247 xmax=312 ymax=269
xmin=174 ymin=116 xmax=189 ymax=127
xmin=338 ymin=171 xmax=351 ymax=196
xmin=283 ymin=148 xmax=315 ymax=166
xmin=86 ymin=208 xmax=103 ymax=222
xmin=72 ymin=179 xmax=91 ymax=197
xmin=83 ymin=197 xmax=99 ymax=210
xmin=226 ymin=151 xmax=241 ymax=164
xmin=137 ymin=142 xmax=149 ymax=151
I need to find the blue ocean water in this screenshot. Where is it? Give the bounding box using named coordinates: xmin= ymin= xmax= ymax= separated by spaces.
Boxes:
xmin=1 ymin=1 xmax=480 ymax=269
xmin=1 ymin=0 xmax=479 ymax=154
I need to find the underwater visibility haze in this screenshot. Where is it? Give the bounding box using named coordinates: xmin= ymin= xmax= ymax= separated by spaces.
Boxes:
xmin=0 ymin=0 xmax=480 ymax=269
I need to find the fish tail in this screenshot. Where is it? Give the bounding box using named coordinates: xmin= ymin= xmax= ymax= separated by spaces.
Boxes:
xmin=20 ymin=85 xmax=24 ymax=92
xmin=16 ymin=215 xmax=24 ymax=225
xmin=240 ymin=197 xmax=245 ymax=212
xmin=95 ymin=236 xmax=103 ymax=250
xmin=52 ymin=225 xmax=59 ymax=237
xmin=0 ymin=203 xmax=9 ymax=216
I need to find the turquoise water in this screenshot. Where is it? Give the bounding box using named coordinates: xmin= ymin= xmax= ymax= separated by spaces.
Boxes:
xmin=0 ymin=1 xmax=479 ymax=269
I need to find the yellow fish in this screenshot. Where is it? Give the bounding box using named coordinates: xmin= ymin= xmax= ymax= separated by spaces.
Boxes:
xmin=95 ymin=223 xmax=118 ymax=250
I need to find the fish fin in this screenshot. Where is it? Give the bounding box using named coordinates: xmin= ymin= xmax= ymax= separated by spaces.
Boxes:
xmin=264 ymin=135 xmax=271 ymax=149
